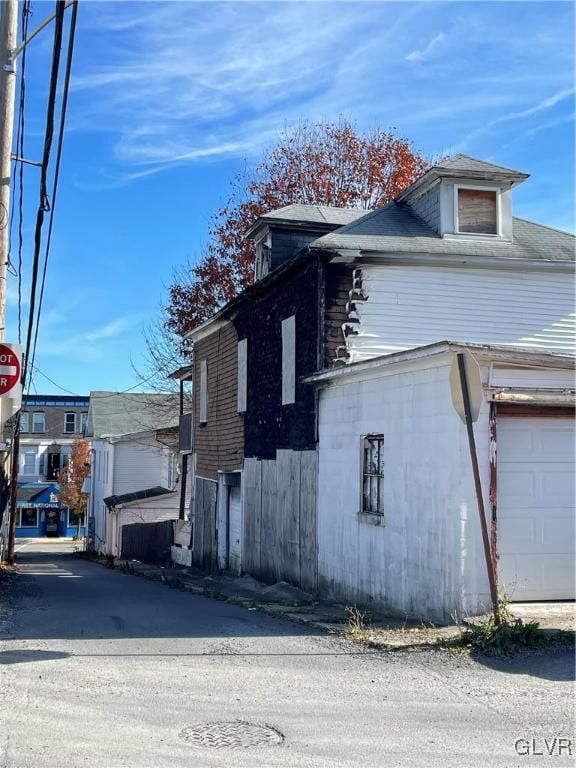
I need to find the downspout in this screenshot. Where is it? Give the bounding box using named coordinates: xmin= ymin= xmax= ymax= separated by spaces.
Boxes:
xmin=488 ymin=401 xmax=498 ymax=586
xmin=178 ymin=377 xmax=187 ymax=521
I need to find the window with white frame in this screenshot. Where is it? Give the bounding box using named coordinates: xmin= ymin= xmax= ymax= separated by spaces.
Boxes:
xmin=61 ymin=445 xmax=72 ymax=470
xmin=20 ymin=412 xmax=29 ymax=432
xmin=237 ymin=338 xmax=247 ymax=413
xmin=32 ymin=412 xmax=45 ymax=433
xmin=199 ymin=359 xmax=208 ymax=424
xmin=38 ymin=451 xmax=46 ymax=477
xmin=361 ymin=435 xmax=384 ymax=516
xmin=456 ymin=187 xmax=498 ymax=235
xmin=64 ymin=413 xmax=77 ymax=433
xmin=80 ymin=412 xmax=88 ymax=433
xmin=21 ymin=446 xmax=37 ymax=475
xmin=19 ymin=507 xmax=38 ymax=527
xmin=281 ymin=315 xmax=296 ymax=405
xmin=68 ymin=509 xmax=85 ymax=527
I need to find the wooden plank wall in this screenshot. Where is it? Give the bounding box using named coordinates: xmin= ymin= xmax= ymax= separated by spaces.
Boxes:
xmin=242 ymin=450 xmax=317 ymax=592
xmin=193 ymin=477 xmax=218 ymax=570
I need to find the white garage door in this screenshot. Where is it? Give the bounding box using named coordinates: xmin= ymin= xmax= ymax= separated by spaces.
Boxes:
xmin=498 ymin=415 xmax=575 ymax=601
xmin=228 ymin=485 xmax=242 ymax=574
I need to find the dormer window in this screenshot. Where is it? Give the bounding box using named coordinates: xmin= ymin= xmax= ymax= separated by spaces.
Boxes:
xmin=254 ymin=234 xmax=271 ymax=281
xmin=455 ymin=186 xmax=499 ymax=235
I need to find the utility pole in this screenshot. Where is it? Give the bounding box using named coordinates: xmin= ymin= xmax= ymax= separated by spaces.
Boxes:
xmin=0 ymin=0 xmax=18 ymax=345
xmin=0 ymin=0 xmax=18 ymax=562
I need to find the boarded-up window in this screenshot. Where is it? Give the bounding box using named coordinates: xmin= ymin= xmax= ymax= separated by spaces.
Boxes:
xmin=199 ymin=359 xmax=208 ymax=424
xmin=362 ymin=435 xmax=384 ymax=516
xmin=281 ymin=315 xmax=296 ymax=405
xmin=457 ymin=188 xmax=497 ymax=234
xmin=237 ymin=339 xmax=247 ymax=413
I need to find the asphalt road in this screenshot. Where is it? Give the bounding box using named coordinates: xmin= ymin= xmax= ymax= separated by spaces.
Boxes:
xmin=0 ymin=540 xmax=574 ymax=768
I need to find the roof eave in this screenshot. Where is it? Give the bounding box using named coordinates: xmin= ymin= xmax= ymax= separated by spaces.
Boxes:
xmin=305 ymin=341 xmax=575 ymax=385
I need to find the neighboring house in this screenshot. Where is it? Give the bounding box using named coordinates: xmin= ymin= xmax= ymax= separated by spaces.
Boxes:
xmin=175 ymin=154 xmax=575 ymax=620
xmin=84 ymin=392 xmax=183 ymax=557
xmin=13 ymin=394 xmax=90 ymax=538
xmin=18 ymin=394 xmax=90 ymax=482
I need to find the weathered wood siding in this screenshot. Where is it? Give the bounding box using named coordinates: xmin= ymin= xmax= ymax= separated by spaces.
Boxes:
xmin=347 ymin=264 xmax=576 ymax=362
xmin=242 ymin=450 xmax=317 ymax=592
xmin=194 ymin=322 xmax=244 ymax=480
xmin=192 ymin=476 xmax=218 ymax=570
xmin=324 ymin=263 xmax=353 ymax=367
xmin=233 ymin=259 xmax=320 ymax=460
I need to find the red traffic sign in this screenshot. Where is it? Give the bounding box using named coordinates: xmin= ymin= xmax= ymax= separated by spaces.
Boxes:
xmin=0 ymin=344 xmax=21 ymax=396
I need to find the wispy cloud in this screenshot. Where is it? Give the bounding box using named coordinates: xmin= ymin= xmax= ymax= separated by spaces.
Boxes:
xmin=85 ymin=316 xmax=140 ymax=342
xmin=450 ymin=88 xmax=575 ymax=153
xmin=406 ymin=32 xmax=445 ymax=62
xmin=61 ymin=1 xmax=575 ymax=188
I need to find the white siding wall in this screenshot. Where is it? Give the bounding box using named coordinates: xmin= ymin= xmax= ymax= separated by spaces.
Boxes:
xmin=112 ymin=439 xmax=165 ymax=495
xmin=316 ymin=356 xmax=491 ymax=622
xmin=91 ymin=439 xmax=115 ymax=555
xmin=348 ymin=265 xmax=575 ymax=362
xmin=91 ymin=437 xmax=176 ymax=555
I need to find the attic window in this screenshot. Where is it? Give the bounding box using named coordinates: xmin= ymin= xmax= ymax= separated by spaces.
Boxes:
xmin=456 ymin=187 xmax=498 ymax=235
xmin=254 ymin=235 xmax=271 ymax=281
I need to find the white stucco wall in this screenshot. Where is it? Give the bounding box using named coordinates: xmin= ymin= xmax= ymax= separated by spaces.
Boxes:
xmin=316 ymin=354 xmax=492 ymax=622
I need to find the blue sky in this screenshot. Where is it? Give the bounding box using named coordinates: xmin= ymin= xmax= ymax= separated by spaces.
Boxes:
xmin=8 ymin=0 xmax=575 ymax=395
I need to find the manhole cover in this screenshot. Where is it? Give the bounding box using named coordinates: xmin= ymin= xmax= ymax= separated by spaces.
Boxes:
xmin=179 ymin=720 xmax=284 ymax=749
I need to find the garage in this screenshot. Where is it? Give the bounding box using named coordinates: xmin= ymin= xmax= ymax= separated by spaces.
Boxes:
xmin=497 ymin=412 xmax=575 ymax=601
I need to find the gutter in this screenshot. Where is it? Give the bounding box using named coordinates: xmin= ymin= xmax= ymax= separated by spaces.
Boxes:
xmin=304 ymin=341 xmax=575 ymax=385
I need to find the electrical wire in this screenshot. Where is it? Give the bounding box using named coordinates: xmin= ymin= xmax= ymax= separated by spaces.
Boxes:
xmin=22 ymin=0 xmax=66 ymax=391
xmin=31 ymin=363 xmax=170 ymax=398
xmin=29 ymin=0 xmax=78 ymax=381
xmin=16 ymin=1 xmax=31 ymax=343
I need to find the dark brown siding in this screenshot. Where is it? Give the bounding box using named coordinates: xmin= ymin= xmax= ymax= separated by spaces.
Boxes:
xmin=194 ymin=322 xmax=244 ymax=480
xmin=324 ymin=263 xmax=353 ymax=367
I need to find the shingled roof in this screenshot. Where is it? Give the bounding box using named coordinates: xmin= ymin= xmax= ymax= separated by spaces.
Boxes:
xmin=86 ymin=392 xmax=179 ymax=439
xmin=311 ymin=203 xmax=575 ymax=263
xmin=246 ymin=204 xmax=368 ymax=237
xmin=104 ymin=486 xmax=173 ymax=508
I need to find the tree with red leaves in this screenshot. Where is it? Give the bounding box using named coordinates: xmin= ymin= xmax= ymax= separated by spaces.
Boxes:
xmin=57 ymin=439 xmax=90 ymax=540
xmin=139 ymin=120 xmax=427 ymax=377
xmin=166 ymin=120 xmax=427 ymax=347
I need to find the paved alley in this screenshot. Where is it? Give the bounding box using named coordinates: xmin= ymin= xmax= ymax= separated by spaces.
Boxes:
xmin=0 ymin=541 xmax=574 ymax=768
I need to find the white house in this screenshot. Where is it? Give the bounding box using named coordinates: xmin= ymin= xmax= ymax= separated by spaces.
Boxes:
xmin=307 ymin=155 xmax=575 ymax=621
xmin=85 ymin=392 xmax=183 ymax=557
xmin=309 ymin=343 xmax=574 ymax=622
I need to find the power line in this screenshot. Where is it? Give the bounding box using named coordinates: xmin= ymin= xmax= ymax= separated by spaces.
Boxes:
xmin=16 ymin=0 xmax=31 ymax=343
xmin=21 ymin=0 xmax=66 ymax=390
xmin=31 ymin=362 xmax=171 ymax=399
xmin=29 ymin=0 xmax=78 ymax=380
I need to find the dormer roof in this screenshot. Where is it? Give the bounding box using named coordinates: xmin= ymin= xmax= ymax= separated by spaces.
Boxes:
xmin=246 ymin=204 xmax=368 ymax=238
xmin=397 ymin=153 xmax=529 ymax=203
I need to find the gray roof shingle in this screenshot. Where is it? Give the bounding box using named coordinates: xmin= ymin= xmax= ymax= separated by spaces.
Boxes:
xmin=433 ymin=154 xmax=529 ymax=178
xmin=86 ymin=392 xmax=179 ymax=439
xmin=311 ymin=203 xmax=575 ymax=262
xmin=255 ymin=204 xmax=369 ymax=227
xmin=104 ymin=486 xmax=173 ymax=508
